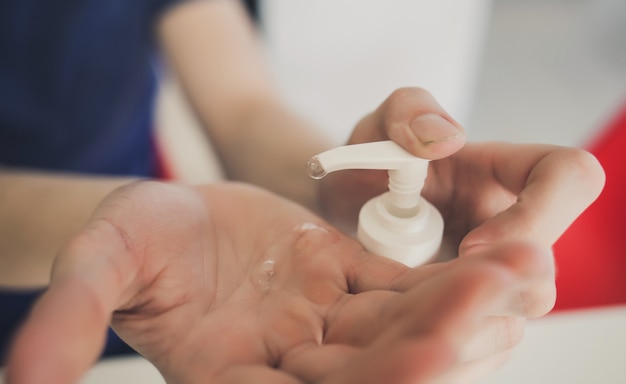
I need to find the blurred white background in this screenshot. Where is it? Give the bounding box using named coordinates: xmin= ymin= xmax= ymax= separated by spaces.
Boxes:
xmin=261 ymin=0 xmax=492 ymax=144
xmin=262 ymin=0 xmax=626 ymax=147
xmin=470 ymin=0 xmax=626 ymax=146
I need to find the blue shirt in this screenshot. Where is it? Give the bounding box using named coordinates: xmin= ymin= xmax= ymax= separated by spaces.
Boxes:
xmin=0 ymin=0 xmax=181 ymax=176
xmin=0 ymin=0 xmax=184 ymax=362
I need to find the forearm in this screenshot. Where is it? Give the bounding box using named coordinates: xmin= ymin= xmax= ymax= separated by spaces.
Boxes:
xmin=211 ymin=99 xmax=331 ymax=212
xmin=0 ymin=170 xmax=136 ymax=287
xmin=157 ymin=0 xmax=331 ymax=212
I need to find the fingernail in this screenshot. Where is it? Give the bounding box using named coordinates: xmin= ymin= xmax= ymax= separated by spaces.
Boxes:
xmin=410 ymin=114 xmax=464 ymax=145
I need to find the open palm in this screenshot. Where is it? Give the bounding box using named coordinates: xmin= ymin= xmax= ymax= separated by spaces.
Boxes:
xmin=7 ymin=181 xmax=540 ymax=384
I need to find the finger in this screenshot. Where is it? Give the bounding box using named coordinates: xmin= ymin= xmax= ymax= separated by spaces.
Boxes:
xmin=322 ymin=337 xmax=458 ymax=384
xmin=469 ymin=242 xmax=556 ymax=319
xmin=463 ymin=239 xmax=556 ymax=319
xmin=431 ymin=349 xmax=513 ymax=384
xmin=279 ymin=343 xmax=359 ymax=382
xmin=349 ymin=87 xmax=466 ymax=159
xmin=381 ymin=251 xmax=528 ymax=350
xmin=326 ymin=253 xmax=449 ymax=347
xmin=331 ymin=243 xmax=533 ymax=347
xmin=399 ymin=241 xmax=555 ymax=319
xmin=342 ymin=246 xmax=450 ymax=294
xmin=215 ymin=365 xmax=301 ymax=384
xmin=342 ymin=250 xmax=411 ymax=293
xmin=323 ymin=290 xmax=398 ymax=347
xmin=458 ymin=143 xmax=605 ymax=252
xmin=359 ymin=264 xmax=518 ymax=384
xmin=6 ymin=219 xmax=138 ymax=384
xmin=334 ymin=247 xmax=518 ymax=349
xmin=326 ymin=251 xmax=523 ymax=384
xmin=459 ymin=316 xmax=525 ymax=362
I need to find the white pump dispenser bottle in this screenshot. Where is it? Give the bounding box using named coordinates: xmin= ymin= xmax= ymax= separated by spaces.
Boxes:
xmin=307 ymin=140 xmax=444 ymax=267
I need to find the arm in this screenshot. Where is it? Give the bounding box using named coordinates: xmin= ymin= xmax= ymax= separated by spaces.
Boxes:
xmin=156 ymin=0 xmax=331 ymax=212
xmin=0 ymin=170 xmax=135 ymax=286
xmin=156 ymin=1 xmax=470 ymax=217
xmin=0 ymin=1 xmax=263 ymax=288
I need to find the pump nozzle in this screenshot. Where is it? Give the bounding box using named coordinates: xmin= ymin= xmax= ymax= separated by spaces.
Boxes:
xmin=307 ymin=141 xmax=428 ymax=211
xmin=307 ymin=140 xmax=443 ymax=267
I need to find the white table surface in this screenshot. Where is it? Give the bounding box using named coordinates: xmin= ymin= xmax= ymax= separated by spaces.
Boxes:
xmin=480 ymin=305 xmax=626 ymax=384
xmin=2 ymin=305 xmax=625 ymax=384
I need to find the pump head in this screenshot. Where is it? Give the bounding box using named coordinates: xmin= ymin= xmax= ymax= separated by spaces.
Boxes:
xmin=307 ymin=140 xmax=444 ymax=267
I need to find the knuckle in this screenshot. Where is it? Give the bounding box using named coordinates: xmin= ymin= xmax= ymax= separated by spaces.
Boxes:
xmin=512 ymin=243 xmax=555 ymax=281
xmin=486 ymin=242 xmax=555 ymax=283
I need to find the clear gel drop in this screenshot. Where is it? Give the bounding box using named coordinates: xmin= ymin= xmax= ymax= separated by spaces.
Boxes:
xmin=253 ymin=259 xmax=276 ymax=293
xmin=306 ymin=156 xmax=327 ymax=179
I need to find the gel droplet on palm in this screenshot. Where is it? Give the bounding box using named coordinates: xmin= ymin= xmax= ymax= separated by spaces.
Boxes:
xmin=254 ymin=259 xmax=276 ymax=293
xmin=306 ymin=156 xmax=327 ymax=179
xmin=295 ymin=222 xmax=328 ymax=233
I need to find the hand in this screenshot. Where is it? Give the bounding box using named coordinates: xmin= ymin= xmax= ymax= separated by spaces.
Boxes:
xmin=318 ymin=87 xmax=606 ymax=380
xmin=7 ymin=181 xmax=550 ymax=384
xmin=320 ymin=87 xmax=604 ymax=276
xmin=320 ymin=88 xmax=604 ymax=243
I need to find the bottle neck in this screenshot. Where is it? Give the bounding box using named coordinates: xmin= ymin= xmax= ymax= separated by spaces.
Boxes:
xmin=388 ymin=164 xmax=425 ymax=211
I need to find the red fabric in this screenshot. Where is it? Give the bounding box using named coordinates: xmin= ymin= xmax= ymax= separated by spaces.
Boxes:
xmin=552 ymin=102 xmax=626 ymax=311
xmin=154 ymin=135 xmax=176 ymax=180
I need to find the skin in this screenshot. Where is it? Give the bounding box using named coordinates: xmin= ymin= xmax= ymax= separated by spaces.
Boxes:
xmin=0 ymin=172 xmax=135 ymax=287
xmin=7 ymin=182 xmax=558 ymax=384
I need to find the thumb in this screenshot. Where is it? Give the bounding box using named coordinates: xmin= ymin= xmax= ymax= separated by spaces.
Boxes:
xmin=6 ymin=220 xmax=137 ymax=384
xmin=349 ymin=87 xmax=466 ymax=160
